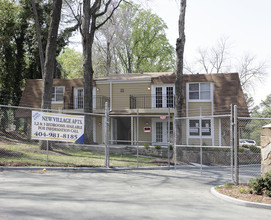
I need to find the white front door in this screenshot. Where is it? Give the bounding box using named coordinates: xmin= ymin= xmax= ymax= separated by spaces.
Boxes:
xmin=152 ymin=119 xmax=173 ymax=145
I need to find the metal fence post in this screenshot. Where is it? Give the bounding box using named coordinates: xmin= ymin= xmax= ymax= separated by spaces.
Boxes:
xmin=137 ymin=109 xmax=139 ymax=168
xmin=168 ymin=107 xmax=170 ymax=169
xmin=200 ymin=107 xmax=203 ymax=175
xmin=107 ymin=106 xmax=110 ymax=167
xmin=46 ymin=140 xmax=49 ymax=166
xmin=104 ymin=102 xmax=109 ymax=168
xmin=234 ymin=105 xmax=239 ymax=184
xmin=230 ymin=104 xmax=234 ymax=183
xmin=173 ymin=109 xmax=177 ymax=170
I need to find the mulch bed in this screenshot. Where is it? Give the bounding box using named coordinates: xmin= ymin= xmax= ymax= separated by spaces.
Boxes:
xmin=216 ymin=184 xmax=271 ymax=205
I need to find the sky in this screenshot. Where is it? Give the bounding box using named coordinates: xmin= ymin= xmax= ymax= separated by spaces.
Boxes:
xmin=145 ymin=0 xmax=271 ymax=105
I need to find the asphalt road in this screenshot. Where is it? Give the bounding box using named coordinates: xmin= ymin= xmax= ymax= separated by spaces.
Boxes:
xmin=0 ymin=169 xmax=270 ymax=220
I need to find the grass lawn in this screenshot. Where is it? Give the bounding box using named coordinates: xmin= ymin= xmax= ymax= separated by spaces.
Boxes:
xmin=0 ymin=143 xmax=157 ymax=168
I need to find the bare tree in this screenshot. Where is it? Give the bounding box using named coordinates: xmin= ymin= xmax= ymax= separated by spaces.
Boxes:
xmin=175 ymin=0 xmax=186 ymax=145
xmin=196 ymin=37 xmax=231 ymax=74
xmin=238 ymin=53 xmax=266 ymax=92
xmin=185 ymin=36 xmax=267 ymax=93
xmin=79 ymin=0 xmax=123 ymax=144
xmin=93 ymin=16 xmax=119 ymax=76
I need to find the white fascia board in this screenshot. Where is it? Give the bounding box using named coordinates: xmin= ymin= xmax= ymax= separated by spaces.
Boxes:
xmin=95 ymin=79 xmax=151 ymax=85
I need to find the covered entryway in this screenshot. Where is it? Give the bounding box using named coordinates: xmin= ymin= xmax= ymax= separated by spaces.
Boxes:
xmin=112 ymin=117 xmax=131 ymax=144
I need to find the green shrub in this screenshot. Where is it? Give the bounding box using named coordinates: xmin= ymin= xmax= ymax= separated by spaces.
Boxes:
xmin=264 ymin=172 xmax=271 ymax=190
xmin=249 ymin=172 xmax=271 ymax=196
xmin=249 ymin=146 xmax=261 ymax=153
xmin=169 ymin=145 xmax=173 ymax=151
xmin=144 ymin=143 xmax=150 ymax=149
xmin=266 ymin=190 xmax=271 ymax=197
xmin=233 ymin=147 xmax=245 ymax=153
xmin=155 ymin=145 xmax=161 ymax=150
xmin=249 ymin=176 xmax=265 ymax=195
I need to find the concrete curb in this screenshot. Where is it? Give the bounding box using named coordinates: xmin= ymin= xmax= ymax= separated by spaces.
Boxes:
xmin=0 ymin=166 xmax=178 ymax=172
xmin=211 ymin=186 xmax=271 ymax=209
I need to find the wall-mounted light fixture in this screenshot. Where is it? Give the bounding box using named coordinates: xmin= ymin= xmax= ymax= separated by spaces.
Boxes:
xmin=96 ymin=87 xmax=100 ymax=91
xmin=147 ymin=87 xmax=151 ymax=91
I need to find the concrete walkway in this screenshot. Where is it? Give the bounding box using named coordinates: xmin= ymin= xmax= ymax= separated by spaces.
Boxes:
xmin=0 ymin=169 xmax=270 ymax=220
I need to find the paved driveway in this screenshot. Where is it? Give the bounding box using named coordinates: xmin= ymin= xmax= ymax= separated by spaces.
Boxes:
xmin=0 ymin=169 xmax=270 ymax=220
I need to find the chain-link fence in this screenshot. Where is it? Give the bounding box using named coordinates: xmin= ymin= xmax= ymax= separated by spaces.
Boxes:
xmin=0 ymin=105 xmax=173 ymax=169
xmin=1 ymin=104 xmax=270 ymax=184
xmin=173 ymin=114 xmax=234 ymax=181
xmin=237 ymin=116 xmax=271 ymax=182
xmin=105 ymin=110 xmax=174 ymax=168
xmin=0 ymin=105 xmax=107 ymax=167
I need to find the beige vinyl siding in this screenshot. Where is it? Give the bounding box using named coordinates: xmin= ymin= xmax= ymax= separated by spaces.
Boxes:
xmin=187 ymin=102 xmax=212 ymax=117
xmin=51 ymin=103 xmax=63 ymax=111
xmin=112 ymin=83 xmax=151 ymax=110
xmin=138 ymin=117 xmax=152 ymax=144
xmin=188 ymin=138 xmax=212 ymax=146
xmin=96 ymin=84 xmax=110 ymax=97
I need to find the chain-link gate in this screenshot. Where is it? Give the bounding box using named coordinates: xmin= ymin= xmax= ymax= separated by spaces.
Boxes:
xmin=104 ymin=104 xmax=174 ymax=168
xmin=237 ymin=116 xmax=271 ymax=183
xmin=1 ymin=103 xmax=269 ymax=184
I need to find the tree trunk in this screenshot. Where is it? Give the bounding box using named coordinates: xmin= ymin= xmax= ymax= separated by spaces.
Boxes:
xmin=80 ymin=0 xmax=123 ymax=144
xmin=31 ymin=0 xmax=45 ymax=78
xmin=106 ymin=41 xmax=111 ymax=76
xmin=81 ymin=0 xmax=95 ymax=144
xmin=41 ymin=0 xmax=62 ymax=150
xmin=175 ymin=0 xmax=186 ymax=145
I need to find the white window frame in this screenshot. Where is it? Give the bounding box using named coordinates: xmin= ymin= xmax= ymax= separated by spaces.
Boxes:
xmin=187 ymin=118 xmax=213 ymax=139
xmin=187 ymin=82 xmax=213 ymax=102
xmin=74 ymin=88 xmax=84 ymax=109
xmin=52 ymin=86 xmax=65 ymax=103
xmin=151 ymin=84 xmax=175 ymax=108
xmin=73 ymin=87 xmax=97 ymax=109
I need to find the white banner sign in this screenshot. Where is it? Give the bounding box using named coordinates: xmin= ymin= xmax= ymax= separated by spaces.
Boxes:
xmin=31 ymin=111 xmax=84 ymax=143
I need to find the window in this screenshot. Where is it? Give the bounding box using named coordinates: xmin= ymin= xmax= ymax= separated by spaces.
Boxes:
xmin=156 ymin=122 xmax=163 ymax=142
xmin=189 ymin=83 xmax=211 ymax=100
xmin=51 ymin=86 xmax=64 ymax=103
xmin=153 ymin=85 xmax=175 ymax=108
xmin=166 ymin=87 xmax=174 ymax=108
xmin=189 ymin=119 xmax=211 ymax=137
xmin=156 ymin=87 xmax=163 ymax=108
xmin=74 ymin=88 xmax=84 ymax=109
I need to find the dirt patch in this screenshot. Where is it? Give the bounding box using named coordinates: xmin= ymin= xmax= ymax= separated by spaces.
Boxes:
xmin=0 ymin=131 xmax=28 ymax=145
xmin=216 ymin=184 xmax=271 ymax=205
xmin=23 ymin=147 xmax=71 ymax=156
xmin=153 ymin=158 xmax=187 ymax=166
xmin=0 ymin=161 xmax=32 ymax=166
xmin=0 ymin=148 xmax=24 ymax=157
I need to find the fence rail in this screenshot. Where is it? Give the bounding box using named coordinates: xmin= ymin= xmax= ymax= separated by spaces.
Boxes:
xmin=0 ymin=104 xmax=269 ymax=183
